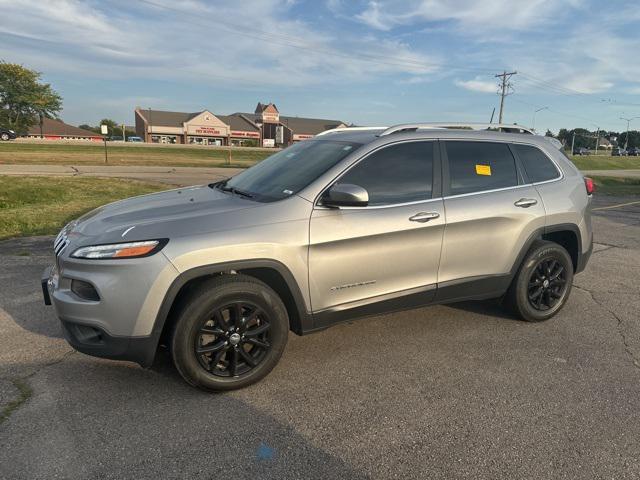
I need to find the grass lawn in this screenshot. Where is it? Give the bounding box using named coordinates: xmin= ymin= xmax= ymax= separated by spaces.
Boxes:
xmin=592 ymin=176 xmax=640 ymax=196
xmin=569 ymin=155 xmax=640 ymax=170
xmin=0 ymin=142 xmax=272 ymax=168
xmin=0 ymin=176 xmax=167 ymax=240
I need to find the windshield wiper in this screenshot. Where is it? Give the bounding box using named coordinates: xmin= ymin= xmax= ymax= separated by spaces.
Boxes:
xmin=214 ymin=180 xmax=254 ymax=198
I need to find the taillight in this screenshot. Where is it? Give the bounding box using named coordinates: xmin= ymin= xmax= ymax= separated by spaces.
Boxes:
xmin=584 ymin=177 xmax=595 ymax=195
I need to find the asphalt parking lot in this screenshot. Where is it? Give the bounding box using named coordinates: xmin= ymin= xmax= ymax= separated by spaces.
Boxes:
xmin=1 ymin=195 xmax=639 ymax=479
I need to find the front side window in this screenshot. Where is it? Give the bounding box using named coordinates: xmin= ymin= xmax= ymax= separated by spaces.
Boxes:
xmin=445 ymin=141 xmax=518 ymax=195
xmin=225 ymin=140 xmax=360 ymax=202
xmin=512 ymin=144 xmax=560 ymax=183
xmin=336 ymin=141 xmax=434 ymax=206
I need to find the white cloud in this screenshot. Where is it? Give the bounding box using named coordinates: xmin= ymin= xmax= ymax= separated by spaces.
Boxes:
xmin=354 ymin=0 xmax=583 ymax=33
xmin=0 ymin=0 xmax=441 ymax=88
xmin=454 ymin=77 xmax=496 ymax=93
xmin=356 ymin=1 xmax=391 ymax=31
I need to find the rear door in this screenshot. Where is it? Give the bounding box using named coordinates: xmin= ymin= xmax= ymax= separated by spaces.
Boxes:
xmin=437 ymin=140 xmax=546 ymax=298
xmin=308 ymin=140 xmax=445 ymax=315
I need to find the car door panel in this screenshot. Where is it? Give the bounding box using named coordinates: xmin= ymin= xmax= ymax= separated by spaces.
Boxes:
xmin=307 ymin=140 xmax=444 ymax=314
xmin=437 ymin=186 xmax=545 ymax=284
xmin=309 ymin=199 xmax=445 ymax=311
xmin=437 ymin=140 xmax=546 ymax=288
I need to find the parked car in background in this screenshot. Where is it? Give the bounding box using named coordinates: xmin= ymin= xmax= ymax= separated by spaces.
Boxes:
xmin=626 ymin=146 xmax=640 ymax=156
xmin=612 ymin=147 xmax=628 ymax=156
xmin=109 ymin=135 xmax=124 ymax=142
xmin=127 ymin=136 xmax=143 ymax=142
xmin=0 ymin=127 xmax=17 ymax=141
xmin=572 ymin=147 xmax=590 ymax=156
xmin=42 ymin=123 xmax=594 ymax=391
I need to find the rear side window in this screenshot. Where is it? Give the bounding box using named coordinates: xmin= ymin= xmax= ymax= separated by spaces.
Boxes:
xmin=445 ymin=141 xmax=518 ymax=195
xmin=512 ymin=144 xmax=560 ymax=183
xmin=337 ymin=141 xmax=434 ymax=206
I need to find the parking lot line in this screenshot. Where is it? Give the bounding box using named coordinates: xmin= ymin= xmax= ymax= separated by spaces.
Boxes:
xmin=592 ymin=200 xmax=640 ymax=211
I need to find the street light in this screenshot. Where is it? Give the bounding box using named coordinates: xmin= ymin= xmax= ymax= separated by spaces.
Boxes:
xmin=620 ymin=116 xmax=639 ymax=150
xmin=532 ymin=106 xmax=548 ymax=132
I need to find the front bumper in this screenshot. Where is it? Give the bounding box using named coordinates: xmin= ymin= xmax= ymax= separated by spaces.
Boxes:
xmin=42 ymin=265 xmax=162 ymax=367
xmin=59 ymin=318 xmax=160 ymax=367
xmin=41 ymin=249 xmax=179 ymax=367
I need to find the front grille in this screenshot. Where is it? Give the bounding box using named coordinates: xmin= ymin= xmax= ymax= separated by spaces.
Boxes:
xmin=54 ymin=229 xmax=69 ymax=257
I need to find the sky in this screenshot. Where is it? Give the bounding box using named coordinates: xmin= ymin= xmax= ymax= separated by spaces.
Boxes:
xmin=1 ymin=0 xmax=639 ymax=134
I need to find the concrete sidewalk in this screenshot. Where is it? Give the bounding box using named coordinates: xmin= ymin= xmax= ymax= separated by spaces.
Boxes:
xmin=0 ymin=164 xmax=244 ymax=186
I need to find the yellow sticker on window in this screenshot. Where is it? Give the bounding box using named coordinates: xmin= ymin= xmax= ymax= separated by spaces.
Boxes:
xmin=475 ymin=164 xmax=491 ymax=176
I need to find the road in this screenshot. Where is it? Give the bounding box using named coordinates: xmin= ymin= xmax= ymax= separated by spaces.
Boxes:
xmin=2 ymin=164 xmax=640 ymax=186
xmin=0 ymin=164 xmax=243 ymax=186
xmin=582 ymin=169 xmax=640 ymax=179
xmin=0 ymin=196 xmax=639 ymax=479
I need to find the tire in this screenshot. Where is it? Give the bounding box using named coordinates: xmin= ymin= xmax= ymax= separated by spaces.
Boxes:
xmin=170 ymin=274 xmax=289 ymax=391
xmin=506 ymin=240 xmax=574 ymax=322
xmin=0 ymin=133 xmax=9 ymax=141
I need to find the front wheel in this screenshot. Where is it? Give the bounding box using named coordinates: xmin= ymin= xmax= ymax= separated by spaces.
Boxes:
xmin=506 ymin=240 xmax=574 ymax=322
xmin=171 ymin=274 xmax=289 ymax=391
xmin=0 ymin=133 xmax=9 ymax=141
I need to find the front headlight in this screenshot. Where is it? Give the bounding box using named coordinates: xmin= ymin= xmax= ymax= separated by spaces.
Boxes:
xmin=71 ymin=240 xmax=167 ymax=259
xmin=8 ymin=130 xmax=15 ymax=134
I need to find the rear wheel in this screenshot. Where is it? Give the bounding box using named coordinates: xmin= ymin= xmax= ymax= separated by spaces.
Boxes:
xmin=506 ymin=240 xmax=574 ymax=322
xmin=171 ymin=274 xmax=289 ymax=391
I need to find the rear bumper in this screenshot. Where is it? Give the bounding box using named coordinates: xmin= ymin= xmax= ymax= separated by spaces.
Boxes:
xmin=576 ymin=234 xmax=593 ymax=274
xmin=59 ymin=318 xmax=159 ymax=367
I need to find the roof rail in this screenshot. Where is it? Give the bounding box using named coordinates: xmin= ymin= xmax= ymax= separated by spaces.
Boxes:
xmin=379 ymin=123 xmax=536 ymax=136
xmin=316 ymin=126 xmax=388 ymax=136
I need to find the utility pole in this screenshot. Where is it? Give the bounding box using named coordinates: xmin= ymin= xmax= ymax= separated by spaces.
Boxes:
xmin=620 ymin=116 xmax=639 ymax=150
xmin=495 ymin=70 xmax=517 ymax=124
xmin=122 ymin=124 xmax=125 ymax=141
xmin=594 ymin=127 xmax=600 ymax=155
xmin=571 ymin=131 xmax=576 ymax=155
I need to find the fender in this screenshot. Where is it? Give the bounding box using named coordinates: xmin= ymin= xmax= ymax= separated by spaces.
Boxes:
xmin=151 ymin=259 xmax=313 ymax=343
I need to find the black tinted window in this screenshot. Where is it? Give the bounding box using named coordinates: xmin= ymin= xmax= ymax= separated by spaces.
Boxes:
xmin=338 ymin=141 xmax=434 ymax=205
xmin=512 ymin=144 xmax=560 ymax=183
xmin=445 ymin=141 xmax=518 ymax=195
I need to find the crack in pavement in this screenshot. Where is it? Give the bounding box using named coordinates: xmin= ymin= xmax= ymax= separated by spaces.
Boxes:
xmin=0 ymin=349 xmax=75 ymax=425
xmin=574 ymin=285 xmax=640 ymax=371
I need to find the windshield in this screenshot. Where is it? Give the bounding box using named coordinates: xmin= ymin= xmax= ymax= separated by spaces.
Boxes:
xmin=223 ymin=140 xmax=360 ymax=202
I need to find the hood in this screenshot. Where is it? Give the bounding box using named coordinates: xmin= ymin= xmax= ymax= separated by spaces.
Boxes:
xmin=68 ymin=185 xmax=261 ymax=245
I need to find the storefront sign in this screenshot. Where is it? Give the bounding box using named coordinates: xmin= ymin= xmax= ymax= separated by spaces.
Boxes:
xmin=262 ymin=112 xmax=279 ymax=123
xmin=194 ymin=127 xmax=223 ymax=136
xmin=231 ymin=130 xmax=260 ymax=138
xmin=293 ymin=134 xmax=314 ymax=140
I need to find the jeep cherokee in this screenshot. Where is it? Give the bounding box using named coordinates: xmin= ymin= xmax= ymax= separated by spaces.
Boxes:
xmin=42 ymin=123 xmax=594 ymax=391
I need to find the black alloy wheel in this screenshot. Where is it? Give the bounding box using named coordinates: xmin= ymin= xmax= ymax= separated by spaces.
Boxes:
xmin=195 ymin=301 xmax=271 ymax=377
xmin=527 ymin=258 xmax=568 ymax=311
xmin=171 ymin=274 xmax=288 ymax=391
xmin=506 ymin=240 xmax=574 ymax=322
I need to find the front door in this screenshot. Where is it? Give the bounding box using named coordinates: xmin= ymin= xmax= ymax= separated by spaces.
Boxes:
xmin=308 ymin=140 xmax=445 ymax=319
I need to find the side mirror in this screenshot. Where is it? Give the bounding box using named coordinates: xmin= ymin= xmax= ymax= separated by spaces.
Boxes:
xmin=322 ymin=183 xmax=369 ymax=208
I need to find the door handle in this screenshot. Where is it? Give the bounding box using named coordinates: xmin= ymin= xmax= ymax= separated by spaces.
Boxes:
xmin=409 ymin=212 xmax=440 ymax=223
xmin=514 ymin=198 xmax=538 ymax=208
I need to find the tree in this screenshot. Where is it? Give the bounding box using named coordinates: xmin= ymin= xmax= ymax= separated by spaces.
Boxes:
xmin=545 ymin=129 xmax=555 ymax=137
xmin=0 ymin=61 xmax=62 ymax=134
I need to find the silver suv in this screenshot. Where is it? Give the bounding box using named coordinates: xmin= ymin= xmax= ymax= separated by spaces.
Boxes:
xmin=42 ymin=124 xmax=594 ymax=391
